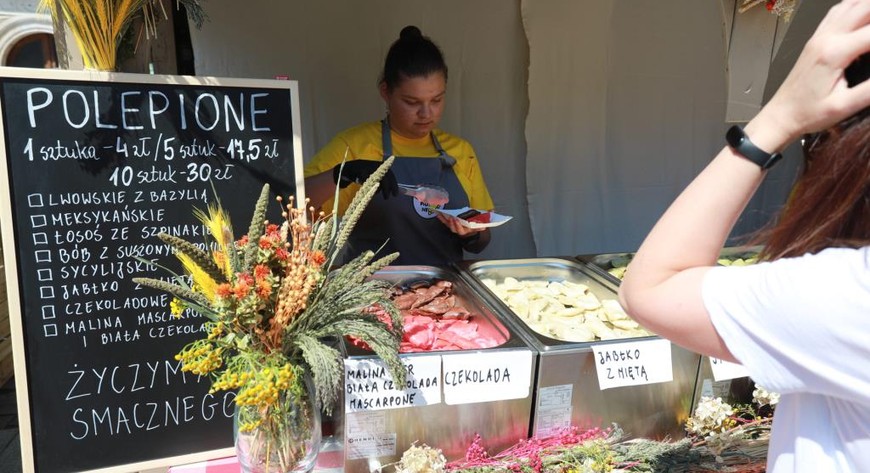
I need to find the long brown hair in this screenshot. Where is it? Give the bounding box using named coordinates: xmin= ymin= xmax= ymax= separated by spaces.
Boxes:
xmin=759 ymin=109 xmax=870 ymax=260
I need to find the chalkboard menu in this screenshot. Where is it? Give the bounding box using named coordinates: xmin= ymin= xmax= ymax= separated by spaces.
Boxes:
xmin=0 ymin=68 xmax=303 ymax=472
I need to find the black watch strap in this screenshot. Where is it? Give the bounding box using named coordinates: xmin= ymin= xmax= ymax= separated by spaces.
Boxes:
xmin=726 ymin=125 xmax=783 ymax=170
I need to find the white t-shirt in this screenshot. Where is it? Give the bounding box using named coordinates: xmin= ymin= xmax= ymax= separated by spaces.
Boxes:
xmin=703 ymin=246 xmax=870 ymax=473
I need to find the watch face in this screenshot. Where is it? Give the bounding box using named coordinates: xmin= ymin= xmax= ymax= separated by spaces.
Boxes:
xmin=726 ymin=125 xmax=745 ymax=147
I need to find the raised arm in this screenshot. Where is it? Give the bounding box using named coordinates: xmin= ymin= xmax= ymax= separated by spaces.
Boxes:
xmin=618 ymin=0 xmax=870 ymax=360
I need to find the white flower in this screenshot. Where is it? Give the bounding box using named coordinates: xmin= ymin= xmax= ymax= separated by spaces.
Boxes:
xmin=752 ymin=385 xmax=780 ymax=407
xmin=687 ymin=396 xmax=734 ymax=436
xmin=396 ymin=443 xmax=447 ymax=473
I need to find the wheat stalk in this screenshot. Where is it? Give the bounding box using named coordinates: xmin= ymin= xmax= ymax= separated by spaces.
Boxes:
xmin=243 ymin=184 xmax=272 ymax=271
xmin=158 ymin=233 xmax=225 ymax=283
xmin=330 ymin=156 xmax=395 ymax=264
xmin=40 ymin=0 xmax=208 ymax=71
xmin=40 ymin=0 xmax=151 ymax=70
xmin=133 ymin=276 xmax=212 ymax=310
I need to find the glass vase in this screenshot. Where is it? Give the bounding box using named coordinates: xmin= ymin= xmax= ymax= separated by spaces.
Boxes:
xmin=234 ymin=375 xmax=322 ymax=473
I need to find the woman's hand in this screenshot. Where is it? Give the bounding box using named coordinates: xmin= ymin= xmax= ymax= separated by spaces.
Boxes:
xmin=750 ymin=0 xmax=870 ymax=151
xmin=436 ymin=213 xmax=491 ymax=253
xmin=619 ymin=0 xmax=870 ymax=362
xmin=436 ymin=213 xmax=479 ymax=237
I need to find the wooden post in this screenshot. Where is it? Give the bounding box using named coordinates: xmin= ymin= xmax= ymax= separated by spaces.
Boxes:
xmin=48 ymin=0 xmax=84 ymax=70
xmin=117 ymin=0 xmax=180 ymax=74
xmin=0 ymin=236 xmax=11 ymax=387
xmin=48 ymin=0 xmax=179 ymax=74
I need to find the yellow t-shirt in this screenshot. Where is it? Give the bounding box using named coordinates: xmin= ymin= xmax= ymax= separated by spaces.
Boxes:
xmin=304 ymin=121 xmax=494 ymax=215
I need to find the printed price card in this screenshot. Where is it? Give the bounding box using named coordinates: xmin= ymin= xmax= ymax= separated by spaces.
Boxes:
xmin=344 ymin=355 xmax=441 ymax=412
xmin=442 ymin=350 xmax=533 ymax=405
xmin=592 ymin=339 xmax=673 ymax=389
xmin=345 ymin=411 xmax=397 ymax=460
xmin=709 ymin=357 xmax=750 ymax=381
xmin=534 ymin=384 xmax=573 ymax=438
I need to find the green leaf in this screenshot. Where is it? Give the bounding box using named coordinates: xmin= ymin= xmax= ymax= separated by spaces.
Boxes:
xmin=312 ymin=318 xmax=406 ymax=388
xmin=294 ymin=334 xmax=344 ymax=416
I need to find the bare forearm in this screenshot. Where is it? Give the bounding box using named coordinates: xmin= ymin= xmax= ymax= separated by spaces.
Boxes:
xmin=617 ymin=0 xmax=870 ymax=360
xmin=303 ymin=171 xmax=337 ymax=211
xmin=617 ymin=115 xmax=796 ymax=359
xmin=622 ymin=114 xmax=796 ymax=295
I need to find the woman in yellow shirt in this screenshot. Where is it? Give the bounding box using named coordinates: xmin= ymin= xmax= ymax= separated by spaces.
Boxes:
xmin=304 ymin=26 xmax=494 ymax=265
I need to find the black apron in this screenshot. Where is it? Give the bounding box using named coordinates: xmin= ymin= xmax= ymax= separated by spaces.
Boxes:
xmin=343 ymin=119 xmax=469 ymax=266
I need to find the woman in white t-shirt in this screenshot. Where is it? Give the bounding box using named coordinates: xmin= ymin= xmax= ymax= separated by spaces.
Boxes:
xmin=618 ymin=1 xmax=870 ymax=472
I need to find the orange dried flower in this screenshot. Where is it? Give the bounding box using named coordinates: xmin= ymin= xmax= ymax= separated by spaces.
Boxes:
xmin=256 ymin=279 xmax=272 ymax=299
xmin=233 ymin=273 xmax=254 ymax=299
xmin=258 ymin=236 xmax=272 ymax=249
xmin=253 ymin=264 xmax=271 ymax=281
xmin=310 ymin=250 xmax=326 ymax=266
xmin=275 ymin=248 xmax=289 ymax=262
xmin=215 ymin=283 xmax=232 ymax=299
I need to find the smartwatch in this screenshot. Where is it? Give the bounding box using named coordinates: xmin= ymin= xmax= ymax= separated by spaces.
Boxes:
xmin=726 ymin=125 xmax=783 ymax=170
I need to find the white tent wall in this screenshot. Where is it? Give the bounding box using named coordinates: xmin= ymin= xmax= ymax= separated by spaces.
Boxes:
xmin=0 ymin=1 xmax=39 ymax=13
xmin=190 ymin=1 xmax=831 ymax=259
xmin=189 ymin=0 xmax=534 ymax=260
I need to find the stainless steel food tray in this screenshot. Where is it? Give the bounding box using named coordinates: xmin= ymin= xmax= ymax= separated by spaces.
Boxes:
xmin=344 ymin=265 xmax=527 ymax=356
xmin=576 ymin=250 xmax=758 ymax=418
xmin=337 ymin=265 xmax=535 ymax=472
xmin=455 ymin=257 xmax=701 ymax=440
xmin=575 ymin=252 xmax=632 ymax=286
xmin=457 ymin=257 xmax=646 ymax=350
xmin=576 ymin=246 xmax=764 ymax=287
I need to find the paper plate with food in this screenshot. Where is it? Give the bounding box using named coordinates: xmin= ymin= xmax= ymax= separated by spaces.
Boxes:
xmin=436 ymin=207 xmax=512 ymax=229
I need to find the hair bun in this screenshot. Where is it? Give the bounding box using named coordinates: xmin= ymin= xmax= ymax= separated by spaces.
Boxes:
xmin=399 ymin=25 xmax=423 ymax=41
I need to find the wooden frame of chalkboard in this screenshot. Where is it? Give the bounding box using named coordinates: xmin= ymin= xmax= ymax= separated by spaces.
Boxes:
xmin=0 ymin=67 xmax=305 ymax=472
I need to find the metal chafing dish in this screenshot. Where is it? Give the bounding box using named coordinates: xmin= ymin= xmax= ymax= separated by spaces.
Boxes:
xmin=576 ymin=252 xmax=632 ymax=286
xmin=576 ymin=250 xmax=758 ymax=409
xmin=577 ymin=246 xmax=763 ymax=286
xmin=337 ymin=265 xmax=535 ymax=473
xmin=694 ymin=357 xmax=756 ymax=406
xmin=456 ymin=257 xmax=700 ymax=440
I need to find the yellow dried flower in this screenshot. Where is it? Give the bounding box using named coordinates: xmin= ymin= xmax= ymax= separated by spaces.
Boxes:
xmin=169 ymin=298 xmax=185 ymax=318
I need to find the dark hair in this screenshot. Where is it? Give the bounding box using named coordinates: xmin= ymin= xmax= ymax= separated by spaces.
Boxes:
xmin=761 ymin=53 xmax=870 ymax=259
xmin=379 ymin=25 xmax=448 ymax=92
xmin=759 ymin=55 xmax=870 ymax=260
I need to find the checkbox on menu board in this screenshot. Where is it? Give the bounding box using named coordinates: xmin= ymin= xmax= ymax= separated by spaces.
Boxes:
xmin=37 ymin=269 xmax=53 ymax=281
xmin=35 ymin=250 xmax=51 ymax=263
xmin=43 ymin=324 xmax=57 ymax=337
xmin=41 ymin=306 xmax=55 ymax=320
xmin=27 ymin=194 xmax=44 ymax=207
xmin=30 ymin=214 xmax=47 ymax=227
xmin=33 ymin=232 xmax=48 ymax=245
xmin=39 ymin=286 xmax=54 ymax=299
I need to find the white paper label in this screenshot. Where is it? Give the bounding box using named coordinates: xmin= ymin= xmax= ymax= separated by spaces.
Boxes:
xmin=701 ymin=378 xmax=714 ymax=398
xmin=344 ymin=355 xmax=441 ymax=412
xmin=592 ymin=339 xmax=673 ymax=389
xmin=345 ymin=411 xmax=395 ymax=460
xmin=709 ymin=357 xmax=749 ymax=381
xmin=346 ymin=410 xmax=387 ymax=435
xmin=346 ymin=433 xmax=397 ymax=460
xmin=442 ymin=350 xmax=533 ymax=405
xmin=534 ymin=384 xmax=573 ymax=437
